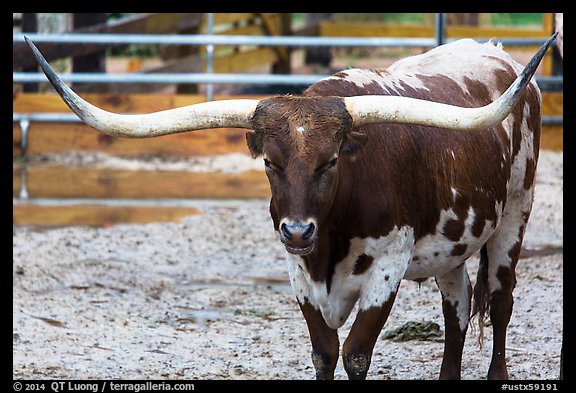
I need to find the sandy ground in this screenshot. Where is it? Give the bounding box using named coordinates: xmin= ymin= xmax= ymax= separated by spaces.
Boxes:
xmin=12 ymin=151 xmax=563 ymax=380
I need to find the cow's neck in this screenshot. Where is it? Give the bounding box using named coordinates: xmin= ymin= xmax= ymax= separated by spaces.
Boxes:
xmin=299 ymin=158 xmax=364 ymax=292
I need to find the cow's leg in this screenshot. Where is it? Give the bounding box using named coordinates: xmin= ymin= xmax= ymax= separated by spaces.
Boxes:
xmin=341 ymin=234 xmax=413 ymax=379
xmin=342 ymin=292 xmax=398 ymax=379
xmin=298 ymin=300 xmax=339 ymax=379
xmin=484 ymin=239 xmax=520 ymax=379
xmin=480 ymin=209 xmax=529 ymax=380
xmin=435 ymin=263 xmax=472 ymax=379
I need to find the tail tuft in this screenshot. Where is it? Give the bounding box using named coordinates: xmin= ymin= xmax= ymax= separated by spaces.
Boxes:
xmin=471 ymin=244 xmax=490 ymax=350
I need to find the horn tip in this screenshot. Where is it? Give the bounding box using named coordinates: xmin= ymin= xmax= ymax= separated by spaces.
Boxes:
xmin=23 ymin=35 xmax=36 ymax=50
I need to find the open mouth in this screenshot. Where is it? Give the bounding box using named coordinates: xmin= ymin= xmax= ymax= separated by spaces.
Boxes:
xmin=284 ymin=242 xmax=315 ymax=256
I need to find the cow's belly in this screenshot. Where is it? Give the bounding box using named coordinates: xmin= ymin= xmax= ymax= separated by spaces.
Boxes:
xmin=404 ymin=237 xmax=485 ymax=280
xmin=405 ymin=204 xmax=502 ymax=280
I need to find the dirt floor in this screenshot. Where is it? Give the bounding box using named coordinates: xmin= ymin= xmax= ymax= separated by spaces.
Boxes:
xmin=12 ymin=150 xmax=563 ymax=380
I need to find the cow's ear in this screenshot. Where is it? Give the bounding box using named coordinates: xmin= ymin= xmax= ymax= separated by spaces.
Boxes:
xmin=246 ymin=131 xmax=263 ymax=158
xmin=341 ymin=131 xmax=367 ymax=156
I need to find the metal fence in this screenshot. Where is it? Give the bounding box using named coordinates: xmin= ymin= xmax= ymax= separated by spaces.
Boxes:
xmin=13 ymin=13 xmax=562 ymax=126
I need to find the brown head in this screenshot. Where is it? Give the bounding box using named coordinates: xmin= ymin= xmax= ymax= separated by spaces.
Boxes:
xmin=247 ymin=95 xmax=366 ymax=254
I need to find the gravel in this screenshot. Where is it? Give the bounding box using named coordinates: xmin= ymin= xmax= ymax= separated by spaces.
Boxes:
xmin=12 ymin=151 xmax=563 ymax=380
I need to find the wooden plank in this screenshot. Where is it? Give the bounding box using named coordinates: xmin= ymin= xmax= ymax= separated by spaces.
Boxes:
xmin=259 ymin=13 xmax=288 ymax=54
xmin=13 ymin=93 xmax=266 ymax=113
xmin=13 ymin=93 xmax=264 ymax=157
xmin=13 ymin=123 xmax=251 ymax=157
xmin=140 ymin=44 xmax=278 ymax=75
xmin=14 ymin=92 xmax=202 ymax=113
xmin=320 ymin=21 xmax=550 ymax=39
xmin=13 ymin=204 xmax=201 ymax=227
xmin=13 ymin=166 xmax=270 ymax=199
xmin=216 ymin=23 xmax=267 ymax=37
xmin=213 ymin=47 xmax=278 ymax=73
xmin=321 ymin=21 xmax=432 ymax=38
xmin=540 ymin=125 xmax=563 ymax=151
xmin=14 ymin=122 xmax=562 ymax=158
xmin=212 ymin=13 xmax=255 ymax=26
xmin=542 ymin=92 xmax=563 ymax=116
xmin=542 ymin=13 xmax=555 ymax=76
xmin=147 ymin=47 xmax=278 ymax=74
xmin=543 ymin=13 xmax=554 ymax=36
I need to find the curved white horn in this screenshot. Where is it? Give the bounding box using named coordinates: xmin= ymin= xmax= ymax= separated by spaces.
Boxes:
xmin=26 ymin=36 xmax=259 ymax=138
xmin=344 ymin=33 xmax=557 ymax=131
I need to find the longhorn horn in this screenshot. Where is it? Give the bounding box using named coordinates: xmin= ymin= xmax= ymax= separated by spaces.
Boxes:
xmin=344 ymin=32 xmax=557 ymax=131
xmin=25 ymin=36 xmax=259 ymax=138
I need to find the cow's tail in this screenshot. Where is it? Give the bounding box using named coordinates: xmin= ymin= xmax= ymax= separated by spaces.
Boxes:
xmin=471 ymin=244 xmax=490 ymax=351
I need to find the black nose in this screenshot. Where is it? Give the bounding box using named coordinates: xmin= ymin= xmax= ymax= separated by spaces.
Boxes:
xmin=280 ymin=221 xmax=316 ymax=242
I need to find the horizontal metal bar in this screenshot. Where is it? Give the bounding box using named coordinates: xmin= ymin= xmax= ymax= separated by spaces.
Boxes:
xmin=534 ymin=75 xmax=564 ymax=91
xmin=14 ymin=32 xmax=438 ymax=48
xmin=542 ymin=115 xmax=564 ymax=125
xmin=476 ymin=38 xmax=554 ymax=46
xmin=13 ymin=112 xmax=563 ymax=126
xmin=13 ymin=113 xmax=85 ymax=122
xmin=13 ymin=71 xmax=562 ymax=90
xmin=13 ymin=72 xmax=327 ymax=85
xmin=14 ymin=33 xmax=554 ymax=48
xmin=14 ymin=32 xmax=561 ymax=90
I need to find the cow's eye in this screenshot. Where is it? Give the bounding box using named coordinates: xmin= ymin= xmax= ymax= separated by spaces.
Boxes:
xmin=316 ymin=157 xmax=338 ymax=174
xmin=264 ymin=158 xmax=281 ymax=173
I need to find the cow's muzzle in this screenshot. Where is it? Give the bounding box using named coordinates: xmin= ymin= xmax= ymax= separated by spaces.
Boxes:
xmin=279 ymin=218 xmax=317 ymax=255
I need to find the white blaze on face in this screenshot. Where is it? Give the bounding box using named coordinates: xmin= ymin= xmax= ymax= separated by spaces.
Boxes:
xmin=287 ymin=225 xmax=415 ymax=329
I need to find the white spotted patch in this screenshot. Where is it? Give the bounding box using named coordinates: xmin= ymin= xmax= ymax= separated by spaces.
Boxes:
xmin=509 ymin=102 xmax=537 ymax=195
xmin=387 ymin=38 xmax=539 ymax=104
xmin=388 ymin=39 xmax=487 ymax=91
xmin=480 ymin=100 xmax=538 ymax=294
xmin=296 ymin=126 xmax=306 ymax=134
xmin=451 ymin=187 xmax=459 ymax=200
xmin=288 ymin=226 xmax=414 ymax=329
xmin=405 ymin=204 xmax=502 ymax=281
xmin=485 ymin=191 xmax=533 ymax=293
xmin=329 ymin=68 xmax=430 ymax=95
xmin=435 ymin=264 xmax=471 ymax=331
xmin=480 ymin=98 xmax=538 ymax=294
xmin=322 ymin=39 xmax=539 ymax=119
xmin=338 ymin=69 xmax=381 ymax=88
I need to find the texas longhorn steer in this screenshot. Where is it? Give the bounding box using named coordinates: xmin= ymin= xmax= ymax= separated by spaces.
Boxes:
xmin=26 ymin=34 xmax=556 ymax=380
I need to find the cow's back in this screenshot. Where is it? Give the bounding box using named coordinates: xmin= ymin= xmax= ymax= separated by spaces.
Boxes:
xmin=304 ymin=38 xmax=542 ymax=259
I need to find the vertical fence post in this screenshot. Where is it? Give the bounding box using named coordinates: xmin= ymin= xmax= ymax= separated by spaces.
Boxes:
xmin=18 ymin=119 xmax=30 ymax=199
xmin=435 ymin=13 xmax=446 ymax=47
xmin=205 ymin=13 xmax=214 ymax=102
xmin=21 ymin=13 xmax=38 ymax=92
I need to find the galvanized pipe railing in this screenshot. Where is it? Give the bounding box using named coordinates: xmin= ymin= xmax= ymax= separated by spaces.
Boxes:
xmin=13 ymin=14 xmax=562 ymax=118
xmin=12 ymin=32 xmax=554 ymax=47
xmin=12 ymin=71 xmax=563 ymax=89
xmin=13 ymin=32 xmax=562 ymax=87
xmin=12 ymin=14 xmax=563 ymax=201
